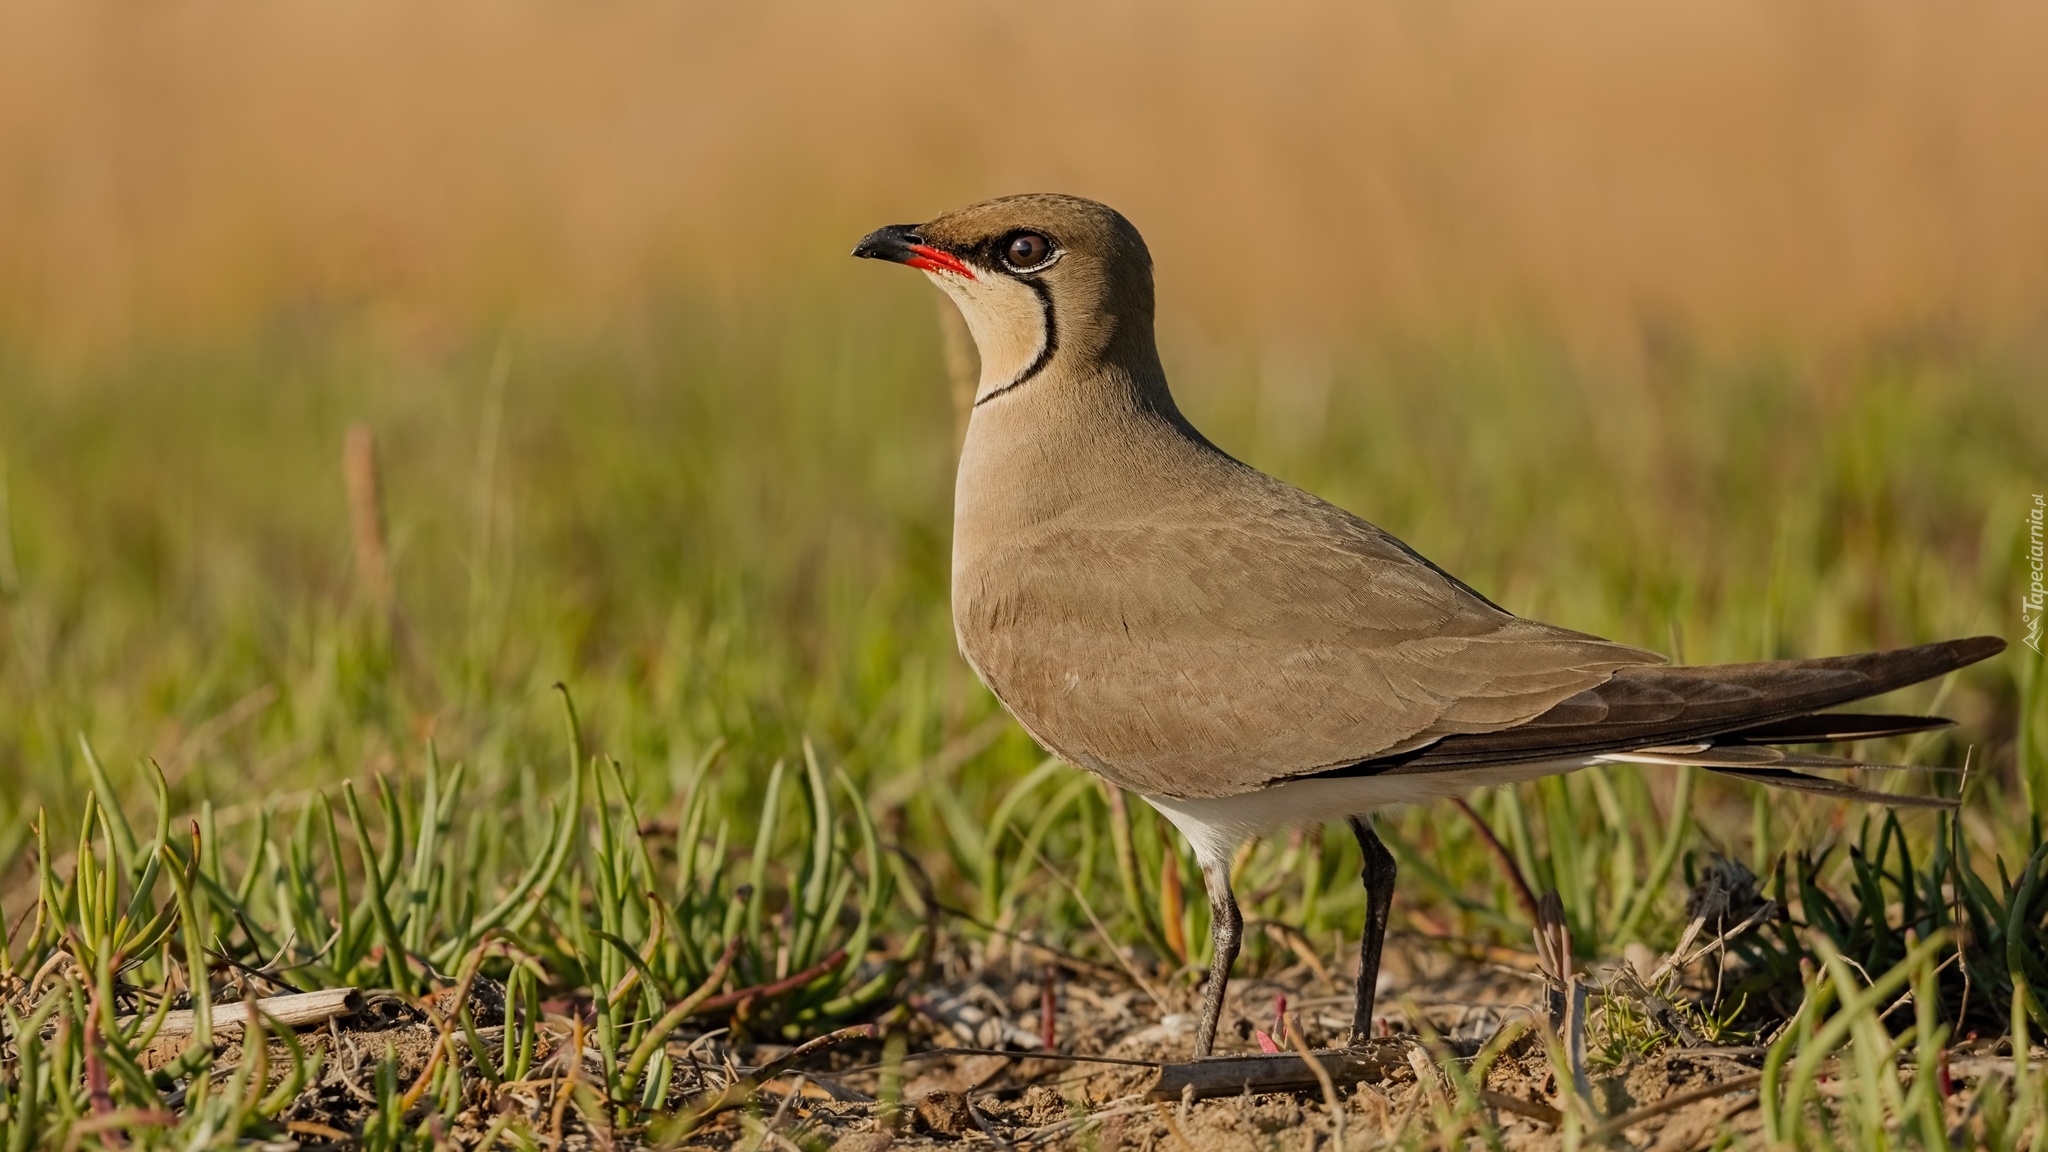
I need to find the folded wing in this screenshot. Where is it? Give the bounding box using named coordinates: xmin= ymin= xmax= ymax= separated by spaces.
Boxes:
xmin=1305 ymin=636 xmax=2003 ymax=808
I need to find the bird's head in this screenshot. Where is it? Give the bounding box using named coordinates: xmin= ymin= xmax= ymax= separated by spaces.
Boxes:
xmin=853 ymin=193 xmax=1156 ymax=406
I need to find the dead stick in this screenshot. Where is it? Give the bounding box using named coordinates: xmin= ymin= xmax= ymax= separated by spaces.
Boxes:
xmin=117 ymin=987 xmax=359 ymax=1037
xmin=688 ymin=947 xmax=847 ymax=1016
xmin=1477 ymin=1089 xmax=1563 ymax=1127
xmin=1453 ymin=798 xmax=1540 ymax=921
xmin=831 ymin=1046 xmax=1161 ymax=1076
xmin=342 ymin=425 xmax=392 ymax=621
xmin=1148 ymin=1042 xmax=1415 ymax=1102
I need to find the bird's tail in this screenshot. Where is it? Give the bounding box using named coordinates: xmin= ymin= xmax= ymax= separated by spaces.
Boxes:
xmin=1597 ymin=711 xmax=1970 ymax=809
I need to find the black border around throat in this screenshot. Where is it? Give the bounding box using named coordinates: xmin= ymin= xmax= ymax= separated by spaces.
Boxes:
xmin=973 ymin=279 xmax=1058 ymax=408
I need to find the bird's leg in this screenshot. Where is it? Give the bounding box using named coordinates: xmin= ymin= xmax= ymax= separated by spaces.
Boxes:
xmin=1347 ymin=814 xmax=1397 ymax=1048
xmin=1193 ymin=860 xmax=1242 ymax=1059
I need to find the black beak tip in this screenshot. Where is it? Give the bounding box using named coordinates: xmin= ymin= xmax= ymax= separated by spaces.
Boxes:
xmin=853 ymin=223 xmax=922 ymax=263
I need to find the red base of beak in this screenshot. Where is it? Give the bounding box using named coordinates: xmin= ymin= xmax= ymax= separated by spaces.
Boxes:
xmin=906 ymin=244 xmax=975 ymax=279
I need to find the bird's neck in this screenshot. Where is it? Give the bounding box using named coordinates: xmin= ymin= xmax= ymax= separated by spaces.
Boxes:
xmin=952 ymin=352 xmax=1214 ymax=541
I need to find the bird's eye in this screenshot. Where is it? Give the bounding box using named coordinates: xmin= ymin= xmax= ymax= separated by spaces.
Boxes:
xmin=1003 ymin=232 xmax=1053 ymax=270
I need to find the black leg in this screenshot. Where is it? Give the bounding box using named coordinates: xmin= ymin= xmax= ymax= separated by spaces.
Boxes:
xmin=1347 ymin=815 xmax=1397 ymax=1047
xmin=1193 ymin=862 xmax=1242 ymax=1059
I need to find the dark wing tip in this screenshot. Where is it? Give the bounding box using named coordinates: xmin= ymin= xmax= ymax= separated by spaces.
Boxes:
xmin=1705 ymin=766 xmax=1961 ymax=809
xmin=1863 ymin=635 xmax=2006 ymax=683
xmin=1945 ymin=635 xmax=2007 ymax=665
xmin=1723 ymin=712 xmax=1955 ymax=746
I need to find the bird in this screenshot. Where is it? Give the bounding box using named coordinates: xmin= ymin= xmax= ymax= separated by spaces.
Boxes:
xmin=852 ymin=193 xmax=2005 ymax=1059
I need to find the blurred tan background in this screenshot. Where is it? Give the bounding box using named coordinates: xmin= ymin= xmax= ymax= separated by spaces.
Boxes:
xmin=5 ymin=0 xmax=2046 ymax=359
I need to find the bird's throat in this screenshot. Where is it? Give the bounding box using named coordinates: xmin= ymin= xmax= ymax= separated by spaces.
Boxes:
xmin=925 ymin=271 xmax=1056 ymax=405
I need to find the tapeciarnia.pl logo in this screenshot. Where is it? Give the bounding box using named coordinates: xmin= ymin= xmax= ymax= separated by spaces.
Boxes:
xmin=2026 ymin=493 xmax=2045 ymax=654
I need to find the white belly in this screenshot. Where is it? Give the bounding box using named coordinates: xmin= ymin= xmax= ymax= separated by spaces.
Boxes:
xmin=1142 ymin=757 xmax=1595 ymax=871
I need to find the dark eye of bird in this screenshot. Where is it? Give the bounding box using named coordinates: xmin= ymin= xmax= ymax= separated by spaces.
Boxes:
xmin=1004 ymin=232 xmax=1051 ymax=270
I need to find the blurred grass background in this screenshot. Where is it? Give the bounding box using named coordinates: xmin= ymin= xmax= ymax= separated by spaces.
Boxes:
xmin=2 ymin=0 xmax=2045 ymax=952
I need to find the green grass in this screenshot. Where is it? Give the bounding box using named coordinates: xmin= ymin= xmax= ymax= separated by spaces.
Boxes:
xmin=1 ymin=297 xmax=2045 ymax=1146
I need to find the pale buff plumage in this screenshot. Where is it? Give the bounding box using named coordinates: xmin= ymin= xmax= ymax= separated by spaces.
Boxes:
xmin=912 ymin=196 xmax=1665 ymax=799
xmin=855 ymin=193 xmax=2001 ymax=1057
